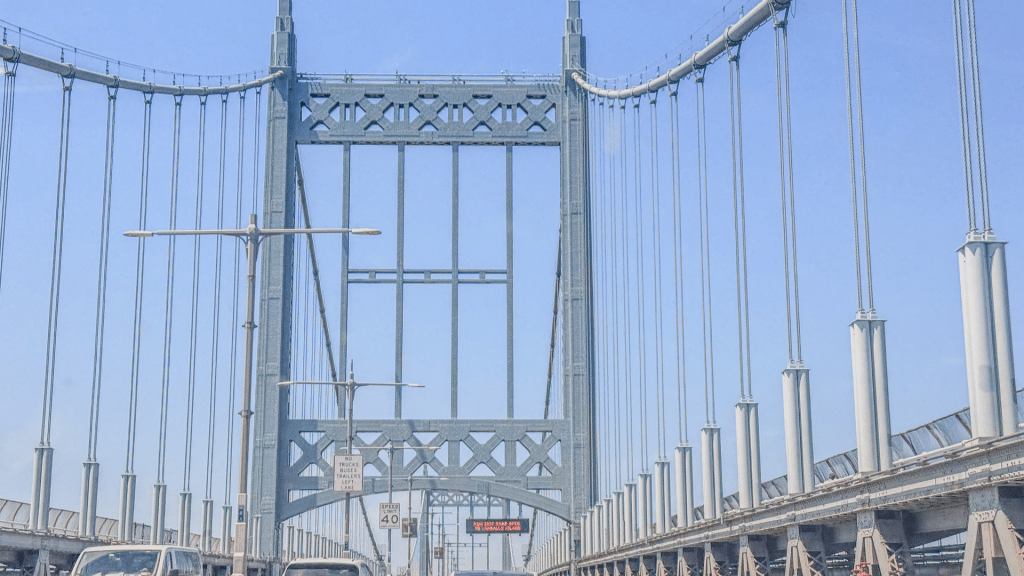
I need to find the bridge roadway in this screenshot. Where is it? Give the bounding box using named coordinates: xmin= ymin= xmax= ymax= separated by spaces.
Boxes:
xmin=538 ymin=432 xmax=1024 ymax=576
xmin=0 ymin=500 xmax=270 ymax=576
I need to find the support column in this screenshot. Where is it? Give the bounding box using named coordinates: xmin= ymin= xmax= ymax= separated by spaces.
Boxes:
xmin=625 ymin=482 xmax=638 ymax=543
xmin=701 ymin=426 xmax=723 ymax=520
xmin=959 ymin=238 xmax=1018 ymax=438
xmin=852 ymin=511 xmax=912 ymax=576
xmin=151 ymin=482 xmax=166 ymax=544
xmin=638 ymin=472 xmax=652 ymax=539
xmin=251 ymin=0 xmax=298 ymax=559
xmin=79 ymin=460 xmax=99 ymax=537
xmin=675 ymin=445 xmax=694 ymax=528
xmin=850 ymin=315 xmax=892 ymax=473
xmin=614 ymin=490 xmax=624 ymax=547
xmin=604 ymin=496 xmax=615 ymax=550
xmin=781 ymin=367 xmax=814 ymax=494
xmin=961 ymin=487 xmax=1024 ymax=576
xmin=29 ymin=445 xmax=53 ymax=531
xmin=783 ymin=526 xmax=826 ymax=576
xmin=221 ymin=504 xmax=233 ymax=554
xmin=200 ymin=497 xmax=213 ymax=551
xmin=654 ymin=461 xmax=669 ymax=534
xmin=736 ymin=400 xmax=764 ymax=508
xmin=178 ymin=491 xmax=192 ymax=546
xmin=119 ymin=472 xmax=137 ymax=541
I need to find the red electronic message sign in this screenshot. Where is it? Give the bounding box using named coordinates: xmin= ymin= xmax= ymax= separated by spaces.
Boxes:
xmin=465 ymin=518 xmax=531 ymax=534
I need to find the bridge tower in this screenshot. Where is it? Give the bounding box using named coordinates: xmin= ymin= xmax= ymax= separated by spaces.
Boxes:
xmin=248 ymin=0 xmax=597 ymax=566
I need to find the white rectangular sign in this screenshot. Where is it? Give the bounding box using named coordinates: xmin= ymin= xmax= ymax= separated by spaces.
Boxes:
xmin=379 ymin=502 xmax=401 ymax=530
xmin=333 ymin=454 xmax=363 ymax=493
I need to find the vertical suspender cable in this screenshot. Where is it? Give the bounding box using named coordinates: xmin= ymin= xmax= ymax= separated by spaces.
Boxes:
xmin=695 ymin=73 xmax=716 ymax=425
xmin=158 ymin=94 xmax=184 ymax=485
xmin=87 ymin=83 xmax=117 ymax=462
xmin=0 ymin=56 xmax=17 ymax=297
xmin=668 ymin=83 xmax=688 ymax=442
xmin=620 ymin=99 xmax=635 ymax=479
xmin=841 ymin=0 xmax=866 ymax=314
xmin=205 ymin=94 xmax=230 ymax=504
xmin=40 ymin=72 xmax=74 ymax=447
xmin=606 ymin=96 xmax=623 ymax=487
xmin=773 ymin=12 xmax=796 ymax=364
xmin=127 ymin=92 xmax=153 ymax=476
xmin=849 ymin=0 xmax=876 ymax=310
xmin=183 ymin=94 xmax=209 ymax=495
xmin=964 ymin=0 xmax=990 ymax=232
xmin=728 ymin=47 xmax=747 ymax=400
xmin=252 ymin=86 xmax=262 ymax=214
xmin=780 ymin=15 xmax=804 ymax=362
xmin=951 ymin=0 xmax=977 ymax=233
xmin=649 ymin=92 xmax=667 ymax=458
xmin=224 ymin=89 xmax=246 ymax=514
xmin=632 ymin=96 xmax=649 ymax=467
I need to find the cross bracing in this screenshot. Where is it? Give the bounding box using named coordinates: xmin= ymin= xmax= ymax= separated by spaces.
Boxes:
xmin=295 ymin=81 xmax=560 ymax=145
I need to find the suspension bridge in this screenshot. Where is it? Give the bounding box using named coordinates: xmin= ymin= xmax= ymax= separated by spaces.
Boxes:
xmin=0 ymin=2 xmax=1022 ymax=576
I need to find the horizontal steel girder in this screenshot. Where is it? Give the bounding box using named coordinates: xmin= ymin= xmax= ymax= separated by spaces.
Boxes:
xmin=294 ymin=81 xmax=561 ymax=145
xmin=279 ymin=418 xmax=570 ymax=521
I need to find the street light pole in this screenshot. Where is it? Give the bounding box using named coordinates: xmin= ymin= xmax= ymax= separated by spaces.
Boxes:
xmin=125 ymin=214 xmax=380 ymax=576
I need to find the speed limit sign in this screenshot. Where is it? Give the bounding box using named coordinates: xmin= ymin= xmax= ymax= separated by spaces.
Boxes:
xmin=379 ymin=502 xmax=401 ymax=529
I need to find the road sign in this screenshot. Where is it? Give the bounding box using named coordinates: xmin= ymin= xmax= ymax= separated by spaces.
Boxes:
xmin=379 ymin=502 xmax=401 ymax=529
xmin=401 ymin=517 xmax=418 ymax=538
xmin=465 ymin=518 xmax=530 ymax=534
xmin=333 ymin=454 xmax=363 ymax=493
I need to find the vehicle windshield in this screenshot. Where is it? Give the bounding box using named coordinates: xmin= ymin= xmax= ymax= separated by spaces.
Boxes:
xmin=284 ymin=564 xmax=360 ymax=576
xmin=76 ymin=551 xmax=161 ymax=576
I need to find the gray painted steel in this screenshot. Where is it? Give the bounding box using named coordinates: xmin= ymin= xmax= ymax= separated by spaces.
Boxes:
xmin=294 ymin=81 xmax=559 ymax=145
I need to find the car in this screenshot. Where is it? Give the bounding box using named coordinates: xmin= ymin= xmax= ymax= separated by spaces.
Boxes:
xmin=71 ymin=545 xmax=203 ymax=576
xmin=282 ymin=558 xmax=374 ymax=576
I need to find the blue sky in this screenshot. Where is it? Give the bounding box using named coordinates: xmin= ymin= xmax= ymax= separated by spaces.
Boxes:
xmin=1 ymin=0 xmax=1023 ymax=568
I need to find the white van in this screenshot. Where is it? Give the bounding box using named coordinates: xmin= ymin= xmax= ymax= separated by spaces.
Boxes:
xmin=71 ymin=545 xmax=203 ymax=576
xmin=282 ymin=558 xmax=373 ymax=576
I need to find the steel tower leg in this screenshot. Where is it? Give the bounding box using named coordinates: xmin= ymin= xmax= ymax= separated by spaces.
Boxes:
xmin=561 ymin=0 xmax=596 ymax=546
xmin=251 ymin=0 xmax=298 ymax=564
xmin=783 ymin=526 xmax=826 ymax=576
xmin=962 ymin=487 xmax=1024 ymax=576
xmin=737 ymin=535 xmax=770 ymax=576
xmin=852 ymin=511 xmax=912 ymax=576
